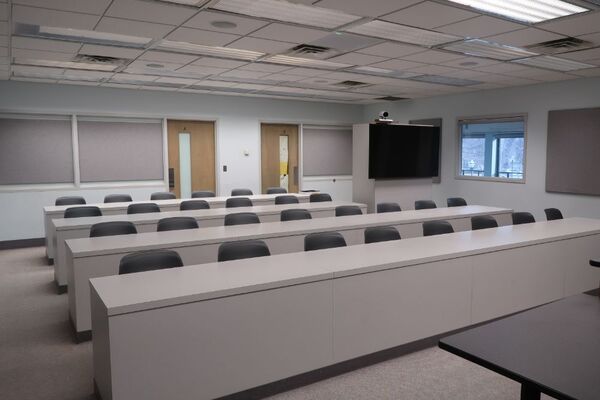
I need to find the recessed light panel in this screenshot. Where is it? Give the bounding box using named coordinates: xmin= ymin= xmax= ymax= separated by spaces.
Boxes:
xmin=211 ymin=0 xmax=362 ymax=29
xmin=20 ymin=24 xmax=153 ymax=47
xmin=344 ymin=20 xmax=461 ymax=47
xmin=447 ymin=0 xmax=588 ymax=23
xmin=443 ymin=39 xmax=538 ymax=60
xmin=409 ymin=74 xmax=482 ymax=86
xmin=262 ymin=55 xmax=352 ymax=69
xmin=512 ymin=55 xmax=595 ymax=71
xmin=157 ymin=40 xmax=264 ymax=60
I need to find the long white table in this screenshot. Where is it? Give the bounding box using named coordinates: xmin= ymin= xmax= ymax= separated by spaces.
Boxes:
xmin=68 ymin=205 xmax=511 ymax=338
xmin=43 ymin=193 xmax=312 ymax=260
xmin=53 ymin=200 xmax=356 ymax=291
xmin=90 ymin=218 xmax=600 ymax=400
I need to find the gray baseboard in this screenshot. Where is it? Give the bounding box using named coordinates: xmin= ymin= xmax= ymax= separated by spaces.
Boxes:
xmin=0 ymin=237 xmax=45 ymax=250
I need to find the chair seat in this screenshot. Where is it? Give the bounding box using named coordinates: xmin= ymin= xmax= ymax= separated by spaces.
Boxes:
xmin=590 ymin=259 xmax=600 ymax=268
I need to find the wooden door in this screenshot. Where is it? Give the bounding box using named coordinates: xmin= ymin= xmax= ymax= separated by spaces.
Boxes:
xmin=167 ymin=120 xmax=216 ymax=198
xmin=261 ymin=123 xmax=299 ymax=194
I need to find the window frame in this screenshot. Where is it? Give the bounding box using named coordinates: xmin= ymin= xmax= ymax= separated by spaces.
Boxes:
xmin=455 ymin=113 xmax=528 ymax=184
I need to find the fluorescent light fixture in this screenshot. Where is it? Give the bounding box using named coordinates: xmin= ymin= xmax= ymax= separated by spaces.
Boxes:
xmin=447 ymin=0 xmax=588 ymax=23
xmin=443 ymin=39 xmax=538 ymax=60
xmin=354 ymin=66 xmax=394 ymax=74
xmin=37 ymin=26 xmax=152 ymax=47
xmin=15 ymin=58 xmax=119 ymax=71
xmin=211 ymin=0 xmax=362 ymax=29
xmin=262 ymin=55 xmax=352 ymax=69
xmin=353 ymin=66 xmax=423 ymax=79
xmin=512 ymin=55 xmax=595 ymax=71
xmin=157 ymin=40 xmax=264 ymax=60
xmin=345 ymin=20 xmax=461 ymax=47
xmin=409 ymin=75 xmax=482 ymax=86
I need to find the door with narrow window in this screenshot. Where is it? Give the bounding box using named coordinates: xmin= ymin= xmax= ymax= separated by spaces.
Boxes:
xmin=167 ymin=120 xmax=216 ymax=198
xmin=261 ymin=124 xmax=299 ymax=194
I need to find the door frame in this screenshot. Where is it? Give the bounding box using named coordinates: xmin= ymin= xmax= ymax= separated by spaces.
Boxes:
xmin=258 ymin=121 xmax=302 ymax=194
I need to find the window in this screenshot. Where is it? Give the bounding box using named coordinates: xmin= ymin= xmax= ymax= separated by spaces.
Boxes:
xmin=458 ymin=116 xmax=526 ymax=181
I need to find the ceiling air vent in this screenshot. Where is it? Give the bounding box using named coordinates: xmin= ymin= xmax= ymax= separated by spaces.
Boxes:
xmin=285 ymin=44 xmax=337 ymax=59
xmin=334 ymin=80 xmax=370 ymax=88
xmin=74 ymin=54 xmax=128 ymax=67
xmin=376 ymin=96 xmax=408 ymax=101
xmin=526 ymin=37 xmax=593 ymax=54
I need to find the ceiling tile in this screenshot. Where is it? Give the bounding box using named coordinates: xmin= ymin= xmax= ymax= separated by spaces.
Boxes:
xmin=297 ymin=76 xmax=342 ymax=85
xmin=262 ymin=72 xmax=306 ymax=82
xmin=12 ymin=36 xmax=81 ymax=53
xmin=368 ymin=58 xmax=427 ymax=71
xmin=485 ymin=28 xmax=566 ymax=47
xmin=177 ymin=64 xmax=230 ymax=75
xmin=95 ymin=17 xmax=174 ymax=39
xmin=437 ymin=16 xmax=524 ymax=38
xmin=443 ymin=68 xmax=490 ymax=79
xmin=405 ymin=64 xmax=462 ymax=75
xmin=571 ymin=67 xmax=600 ymax=77
xmin=578 ymin=31 xmax=600 ymax=45
xmin=558 ymin=47 xmax=600 ymax=61
xmin=238 ymin=63 xmax=292 ymax=73
xmin=0 ymin=21 xmax=6 ymax=35
xmin=155 ymin=76 xmax=200 ymax=85
xmin=79 ymin=44 xmax=144 ymax=59
xmin=475 ymin=62 xmax=529 ymax=73
xmin=139 ymin=51 xmax=198 ymax=64
xmin=250 ymin=23 xmax=330 ymax=44
xmin=13 ymin=5 xmax=101 ymax=29
xmin=126 ymin=60 xmax=185 ymax=72
xmin=439 ymin=56 xmax=499 ymax=69
xmin=401 ymin=49 xmax=463 ymax=64
xmin=227 ymin=37 xmax=295 ymax=53
xmin=167 ymin=27 xmax=240 ymax=47
xmin=381 ymin=1 xmax=478 ymax=29
xmin=0 ymin=36 xmax=7 ymax=47
xmin=357 ymin=42 xmax=427 ymax=58
xmin=0 ymin=3 xmax=7 ymax=21
xmin=279 ymin=67 xmax=331 ymax=77
xmin=0 ymin=46 xmax=6 ymax=57
xmin=12 ymin=0 xmax=112 ymax=15
xmin=218 ymin=69 xmax=272 ymax=79
xmin=538 ymin=12 xmax=600 ymax=36
xmin=191 ymin=57 xmax=247 ymax=68
xmin=315 ymin=0 xmax=422 ymax=17
xmin=184 ymin=11 xmax=269 ymax=35
xmin=327 ymin=52 xmax=388 ymax=65
xmin=111 ymin=73 xmax=159 ymax=82
xmin=12 ymin=48 xmax=74 ymax=61
xmin=106 ymin=0 xmax=198 ymax=25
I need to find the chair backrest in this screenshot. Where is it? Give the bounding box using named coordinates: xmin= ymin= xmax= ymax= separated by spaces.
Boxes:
xmin=281 ymin=209 xmax=312 ymax=222
xmin=471 ymin=215 xmax=498 ymax=231
xmin=104 ymin=194 xmax=132 ymax=203
xmin=90 ymin=221 xmax=137 ymax=238
xmin=447 ymin=197 xmax=467 ymax=207
xmin=305 ymin=231 xmax=347 ymax=251
xmin=376 ymin=202 xmax=401 ymax=213
xmin=231 ymin=188 xmax=253 ymax=196
xmin=225 ymin=197 xmax=253 ymax=208
xmin=157 ymin=217 xmax=199 ymax=232
xmin=544 ymin=208 xmax=563 ymax=221
xmin=309 ymin=193 xmax=332 ymax=202
xmin=64 ymin=206 xmax=102 ymax=219
xmin=118 ymin=249 xmax=183 ymax=275
xmin=224 ymin=212 xmax=260 ymax=226
xmin=217 ymin=240 xmax=271 ymax=262
xmin=275 ymin=195 xmax=299 ymax=205
xmin=55 ymin=196 xmax=86 ymax=206
xmin=192 ymin=190 xmax=215 ymax=198
xmin=415 ymin=200 xmax=437 ymax=210
xmin=266 ymin=187 xmax=287 ymax=194
xmin=423 ymin=220 xmax=454 ymax=236
xmin=512 ymin=212 xmax=535 ymax=225
xmin=127 ymin=203 xmax=160 ymax=214
xmin=364 ymin=226 xmax=401 ymax=244
xmin=335 ymin=205 xmax=363 ymax=217
xmin=150 ymin=192 xmax=176 ymax=200
xmin=180 ymin=200 xmax=210 ymax=211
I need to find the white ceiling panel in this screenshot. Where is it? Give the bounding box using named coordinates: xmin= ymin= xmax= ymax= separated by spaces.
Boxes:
xmin=0 ymin=21 xmax=6 ymax=35
xmin=184 ymin=11 xmax=269 ymax=35
xmin=127 ymin=59 xmax=185 ymax=72
xmin=227 ymin=37 xmax=295 ymax=53
xmin=111 ymin=73 xmax=159 ymax=82
xmin=262 ymin=72 xmax=307 ymax=81
xmin=439 ymin=56 xmax=499 ymax=69
xmin=558 ymin=47 xmax=600 ymax=62
xmin=315 ymin=0 xmax=422 ymax=18
xmin=12 ymin=0 xmax=112 ymax=15
xmin=79 ymin=44 xmax=144 ymax=59
xmin=95 ymin=17 xmax=175 ymax=39
xmin=139 ymin=51 xmax=198 ymax=64
xmin=12 ymin=36 xmax=80 ymax=53
xmin=250 ymin=23 xmax=330 ymax=44
xmin=155 ymin=76 xmax=200 ymax=85
xmin=401 ymin=50 xmax=463 ymax=64
xmin=485 ymin=28 xmax=566 ymax=47
xmin=571 ymin=67 xmax=600 ymax=77
xmin=368 ymin=58 xmax=427 ymax=71
xmin=191 ymin=57 xmax=247 ymax=69
xmin=0 ymin=3 xmax=7 ymax=21
xmin=327 ymin=52 xmax=388 ymax=65
xmin=0 ymin=46 xmax=7 ymax=57
xmin=12 ymin=48 xmax=74 ymax=61
xmin=356 ymin=42 xmax=426 ymax=58
xmin=218 ymin=69 xmax=272 ymax=79
xmin=578 ymin=32 xmax=600 ymax=45
xmin=475 ymin=62 xmax=531 ymax=73
xmin=405 ymin=64 xmax=462 ymax=75
xmin=538 ymin=12 xmax=600 ymax=36
xmin=238 ymin=63 xmax=293 ymax=73
xmin=437 ymin=16 xmax=524 ymax=38
xmin=106 ymin=0 xmax=198 ymax=25
xmin=177 ymin=64 xmax=230 ymax=75
xmin=0 ymin=36 xmax=7 ymax=47
xmin=12 ymin=5 xmax=101 ymax=29
xmin=381 ymin=2 xmax=478 ymax=29
xmin=167 ymin=27 xmax=240 ymax=46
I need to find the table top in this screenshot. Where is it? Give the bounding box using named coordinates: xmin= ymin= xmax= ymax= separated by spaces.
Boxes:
xmin=68 ymin=205 xmax=511 ymax=257
xmin=89 ymin=218 xmax=600 ymax=317
xmin=439 ymin=294 xmax=600 ymax=400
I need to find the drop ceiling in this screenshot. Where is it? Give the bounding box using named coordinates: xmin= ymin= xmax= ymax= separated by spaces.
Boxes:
xmin=1 ymin=0 xmax=600 ymax=103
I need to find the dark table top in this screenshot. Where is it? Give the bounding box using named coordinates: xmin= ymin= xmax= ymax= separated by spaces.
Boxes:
xmin=439 ymin=294 xmax=600 ymax=400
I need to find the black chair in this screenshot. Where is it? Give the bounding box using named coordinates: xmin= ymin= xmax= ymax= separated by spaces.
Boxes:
xmin=118 ymin=249 xmax=183 ymax=275
xmin=364 ymin=226 xmax=401 ymax=244
xmin=447 ymin=197 xmax=467 ymax=207
xmin=224 ymin=212 xmax=260 ymax=226
xmin=512 ymin=212 xmax=535 ymax=225
xmin=231 ymin=188 xmax=253 ymax=196
xmin=544 ymin=208 xmax=563 ymax=221
xmin=226 ymin=197 xmax=252 ymax=208
xmin=423 ymin=220 xmax=454 ymax=236
xmin=310 ymin=193 xmax=332 ymax=202
xmin=192 ymin=190 xmax=215 ymax=198
xmin=55 ymin=196 xmax=86 ymax=206
xmin=471 ymin=215 xmax=498 ymax=231
xmin=305 ymin=231 xmax=347 ymax=251
xmin=180 ymin=200 xmax=210 ymax=211
xmin=218 ymin=240 xmax=271 ymax=262
xmin=267 ymin=187 xmax=287 ymax=194
xmin=377 ymin=202 xmax=401 ymax=213
xmin=127 ymin=203 xmax=160 ymax=214
xmin=275 ymin=195 xmax=299 ymax=205
xmin=335 ymin=205 xmax=363 ymax=217
xmin=150 ymin=192 xmax=176 ymax=200
xmin=104 ymin=194 xmax=132 ymax=203
xmin=64 ymin=206 xmax=102 ymax=219
xmin=90 ymin=221 xmax=137 ymax=238
xmin=590 ymin=259 xmax=600 ymax=291
xmin=415 ymin=200 xmax=437 ymax=210
xmin=281 ymin=209 xmax=312 ymax=222
xmin=157 ymin=217 xmax=199 ymax=232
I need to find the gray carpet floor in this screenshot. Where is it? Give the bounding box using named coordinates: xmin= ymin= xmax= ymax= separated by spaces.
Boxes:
xmin=0 ymin=246 xmax=554 ymax=400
